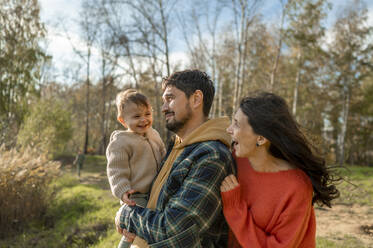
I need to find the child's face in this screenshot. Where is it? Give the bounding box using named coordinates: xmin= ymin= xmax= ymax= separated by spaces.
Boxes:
xmin=122 ymin=102 xmax=153 ymax=135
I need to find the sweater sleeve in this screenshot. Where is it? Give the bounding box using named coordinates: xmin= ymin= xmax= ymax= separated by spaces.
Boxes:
xmin=106 ymin=131 xmax=132 ymax=200
xmin=221 ymin=185 xmax=314 ymax=248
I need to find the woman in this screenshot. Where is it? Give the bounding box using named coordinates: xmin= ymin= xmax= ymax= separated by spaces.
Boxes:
xmin=221 ymin=92 xmax=339 ymax=248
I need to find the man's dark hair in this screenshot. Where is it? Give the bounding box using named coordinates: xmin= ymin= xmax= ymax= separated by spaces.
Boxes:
xmin=162 ymin=69 xmax=215 ymax=117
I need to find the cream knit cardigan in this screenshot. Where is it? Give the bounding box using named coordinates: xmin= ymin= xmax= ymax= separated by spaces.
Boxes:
xmin=106 ymin=128 xmax=165 ymax=200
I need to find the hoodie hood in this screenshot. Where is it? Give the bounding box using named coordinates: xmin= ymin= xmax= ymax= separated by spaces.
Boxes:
xmin=174 ymin=117 xmax=231 ymax=149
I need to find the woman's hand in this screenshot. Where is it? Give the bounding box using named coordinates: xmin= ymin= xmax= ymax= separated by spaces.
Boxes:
xmin=220 ymin=175 xmax=239 ymax=192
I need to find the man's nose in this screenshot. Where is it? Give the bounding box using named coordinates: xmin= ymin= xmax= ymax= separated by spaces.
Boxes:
xmin=161 ymin=102 xmax=168 ymax=113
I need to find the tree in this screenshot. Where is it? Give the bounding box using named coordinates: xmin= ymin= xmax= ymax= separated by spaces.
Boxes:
xmin=0 ymin=0 xmax=48 ymax=146
xmin=229 ymin=0 xmax=260 ymax=109
xmin=269 ymin=0 xmax=287 ymax=91
xmin=285 ymin=0 xmax=330 ymax=116
xmin=346 ymin=77 xmax=373 ymax=165
xmin=82 ymin=0 xmax=122 ymax=154
xmin=99 ymin=0 xmax=177 ymax=139
xmin=327 ymin=0 xmax=373 ymax=166
xmin=62 ymin=0 xmax=99 ymax=154
xmin=179 ymin=0 xmax=225 ymax=117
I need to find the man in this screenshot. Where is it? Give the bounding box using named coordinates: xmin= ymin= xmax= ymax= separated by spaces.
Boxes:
xmin=116 ymin=69 xmax=234 ymax=247
xmin=73 ymin=149 xmax=85 ymax=177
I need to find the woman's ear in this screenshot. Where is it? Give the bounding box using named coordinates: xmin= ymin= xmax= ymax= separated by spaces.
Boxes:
xmin=257 ymin=136 xmax=269 ymax=147
xmin=117 ymin=116 xmax=127 ymax=128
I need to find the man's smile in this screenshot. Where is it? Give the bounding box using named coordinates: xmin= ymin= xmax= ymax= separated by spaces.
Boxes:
xmin=165 ymin=111 xmax=175 ymax=120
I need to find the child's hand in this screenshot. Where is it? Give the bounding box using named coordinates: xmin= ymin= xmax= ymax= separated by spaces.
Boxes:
xmin=121 ymin=189 xmax=137 ymax=206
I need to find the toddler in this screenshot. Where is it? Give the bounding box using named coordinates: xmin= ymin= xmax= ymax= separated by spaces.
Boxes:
xmin=106 ymin=89 xmax=165 ymax=248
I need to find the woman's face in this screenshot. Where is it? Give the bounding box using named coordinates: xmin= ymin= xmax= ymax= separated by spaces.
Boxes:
xmin=227 ymin=108 xmax=259 ymax=158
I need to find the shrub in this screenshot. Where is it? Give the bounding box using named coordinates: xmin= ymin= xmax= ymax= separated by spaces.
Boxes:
xmin=0 ymin=146 xmax=61 ymax=238
xmin=17 ymin=99 xmax=73 ymax=157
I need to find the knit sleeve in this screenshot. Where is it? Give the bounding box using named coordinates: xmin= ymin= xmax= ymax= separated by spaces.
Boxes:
xmin=106 ymin=131 xmax=132 ymax=200
xmin=221 ymin=184 xmax=314 ymax=248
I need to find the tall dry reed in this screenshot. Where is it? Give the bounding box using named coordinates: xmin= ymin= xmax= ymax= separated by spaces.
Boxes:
xmin=0 ymin=145 xmax=60 ymax=237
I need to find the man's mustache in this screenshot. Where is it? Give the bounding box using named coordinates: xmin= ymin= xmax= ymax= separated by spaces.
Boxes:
xmin=164 ymin=111 xmax=174 ymax=116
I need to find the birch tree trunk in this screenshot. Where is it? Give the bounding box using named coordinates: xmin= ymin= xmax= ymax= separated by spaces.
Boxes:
xmin=83 ymin=47 xmax=91 ymax=154
xmin=269 ymin=0 xmax=286 ymax=92
xmin=338 ymin=85 xmax=350 ymax=166
xmin=158 ymin=0 xmax=171 ymax=77
xmin=231 ymin=0 xmax=258 ymax=110
xmin=238 ymin=21 xmax=250 ymax=101
xmin=99 ymin=56 xmax=107 ymax=155
xmin=218 ymin=74 xmax=223 ymax=117
xmin=292 ymin=50 xmax=301 ymax=116
xmin=232 ymin=13 xmax=244 ymax=110
xmin=126 ymin=43 xmax=139 ymax=89
xmin=148 ymin=34 xmax=163 ymax=138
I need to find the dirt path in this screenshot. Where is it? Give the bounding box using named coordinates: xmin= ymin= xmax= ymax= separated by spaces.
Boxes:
xmin=316 ymin=204 xmax=373 ymax=247
xmin=63 ymin=163 xmax=110 ymax=190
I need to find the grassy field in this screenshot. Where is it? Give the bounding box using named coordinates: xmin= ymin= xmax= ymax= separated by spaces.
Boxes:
xmin=315 ymin=166 xmax=373 ymax=248
xmin=0 ymin=156 xmax=372 ymax=247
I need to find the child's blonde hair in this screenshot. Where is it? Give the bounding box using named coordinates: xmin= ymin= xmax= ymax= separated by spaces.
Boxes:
xmin=116 ymin=89 xmax=150 ymax=119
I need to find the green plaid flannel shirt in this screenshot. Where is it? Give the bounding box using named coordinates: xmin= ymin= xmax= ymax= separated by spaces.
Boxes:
xmin=119 ymin=140 xmax=234 ymax=247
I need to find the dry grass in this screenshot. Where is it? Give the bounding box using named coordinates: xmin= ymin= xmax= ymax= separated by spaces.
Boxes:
xmin=316 ymin=166 xmax=373 ymax=247
xmin=0 ymin=146 xmax=61 ymax=237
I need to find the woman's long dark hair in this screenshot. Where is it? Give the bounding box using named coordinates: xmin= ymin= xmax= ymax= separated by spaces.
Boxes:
xmin=239 ymin=92 xmax=339 ymax=207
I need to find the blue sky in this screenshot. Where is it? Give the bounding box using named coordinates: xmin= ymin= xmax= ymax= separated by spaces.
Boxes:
xmin=38 ymin=0 xmax=373 ymax=83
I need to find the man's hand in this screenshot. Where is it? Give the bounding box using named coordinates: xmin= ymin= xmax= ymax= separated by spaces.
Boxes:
xmin=220 ymin=174 xmax=239 ymax=192
xmin=121 ymin=189 xmax=137 ymax=206
xmin=115 ymin=206 xmax=136 ymax=242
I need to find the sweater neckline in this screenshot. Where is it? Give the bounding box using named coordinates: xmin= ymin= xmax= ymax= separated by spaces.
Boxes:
xmin=242 ymin=157 xmax=300 ymax=176
xmin=124 ymin=129 xmax=152 ymax=140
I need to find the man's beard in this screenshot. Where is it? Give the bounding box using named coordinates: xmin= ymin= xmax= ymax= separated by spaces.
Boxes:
xmin=165 ymin=103 xmax=192 ymax=133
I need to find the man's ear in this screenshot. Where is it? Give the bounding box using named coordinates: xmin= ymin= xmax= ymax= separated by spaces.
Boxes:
xmin=117 ymin=116 xmax=128 ymax=128
xmin=191 ymin=90 xmax=203 ymax=110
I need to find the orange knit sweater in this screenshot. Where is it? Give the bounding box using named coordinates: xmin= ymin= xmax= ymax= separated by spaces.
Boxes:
xmin=221 ymin=156 xmax=316 ymax=248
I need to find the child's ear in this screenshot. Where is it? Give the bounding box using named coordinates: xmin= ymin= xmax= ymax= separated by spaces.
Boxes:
xmin=117 ymin=116 xmax=127 ymax=128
